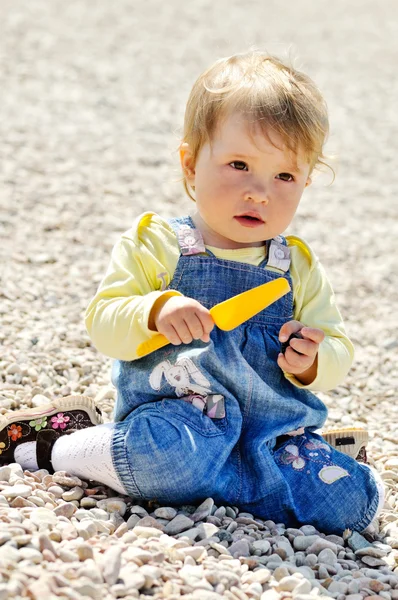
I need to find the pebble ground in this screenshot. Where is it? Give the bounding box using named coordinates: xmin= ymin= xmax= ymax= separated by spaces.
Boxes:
xmin=1 ymin=0 xmax=398 ymax=598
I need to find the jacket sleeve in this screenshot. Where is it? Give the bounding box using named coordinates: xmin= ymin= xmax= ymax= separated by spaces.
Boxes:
xmin=285 ymin=236 xmax=354 ymax=392
xmin=85 ymin=212 xmax=181 ymax=361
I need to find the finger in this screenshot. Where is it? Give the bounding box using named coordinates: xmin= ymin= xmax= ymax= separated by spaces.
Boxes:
xmin=159 ymin=323 xmax=182 ymax=346
xmin=179 ymin=319 xmax=196 ymax=344
xmin=300 ymin=327 xmax=325 ymax=344
xmin=277 ymin=352 xmax=292 ymax=372
xmin=185 ymin=313 xmax=205 ymax=340
xmin=195 ymin=308 xmax=215 ymax=335
xmin=283 ymin=346 xmax=312 ymax=370
xmin=289 ymin=337 xmax=318 ymax=357
xmin=170 ymin=319 xmax=193 ymax=345
xmin=279 ymin=320 xmax=302 ymax=342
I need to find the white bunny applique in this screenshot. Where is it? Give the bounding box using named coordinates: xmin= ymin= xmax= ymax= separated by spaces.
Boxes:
xmin=149 ymin=356 xmax=212 ymax=397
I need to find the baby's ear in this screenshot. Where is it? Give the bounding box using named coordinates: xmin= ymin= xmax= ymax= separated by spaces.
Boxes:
xmin=305 ymin=176 xmax=312 ymax=188
xmin=179 ymin=143 xmax=195 ymax=183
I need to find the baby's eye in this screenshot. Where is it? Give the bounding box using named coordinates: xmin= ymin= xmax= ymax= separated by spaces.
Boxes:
xmin=276 ymin=172 xmax=294 ymax=182
xmin=230 ymin=161 xmax=248 ymax=171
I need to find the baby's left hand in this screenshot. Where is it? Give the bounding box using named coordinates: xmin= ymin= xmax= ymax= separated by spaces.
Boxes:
xmin=277 ymin=320 xmax=325 ymax=379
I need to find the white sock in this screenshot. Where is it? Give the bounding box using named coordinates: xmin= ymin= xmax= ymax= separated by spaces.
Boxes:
xmin=51 ymin=423 xmax=128 ymax=495
xmin=14 ymin=441 xmax=39 ymax=471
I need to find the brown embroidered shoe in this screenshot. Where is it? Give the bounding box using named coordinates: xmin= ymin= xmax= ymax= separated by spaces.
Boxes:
xmin=322 ymin=427 xmax=369 ymax=463
xmin=0 ymin=395 xmax=103 ymax=472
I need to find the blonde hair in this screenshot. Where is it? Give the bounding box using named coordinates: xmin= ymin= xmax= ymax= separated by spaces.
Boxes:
xmin=181 ymin=50 xmax=330 ymax=201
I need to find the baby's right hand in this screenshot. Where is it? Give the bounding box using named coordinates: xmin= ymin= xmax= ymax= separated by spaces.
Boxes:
xmin=151 ymin=295 xmax=215 ymax=345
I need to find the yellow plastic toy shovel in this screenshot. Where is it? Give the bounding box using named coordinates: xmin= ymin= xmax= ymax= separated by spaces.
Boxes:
xmin=136 ymin=277 xmax=290 ymax=358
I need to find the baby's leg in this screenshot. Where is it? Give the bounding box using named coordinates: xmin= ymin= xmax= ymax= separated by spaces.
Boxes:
xmin=111 ymin=399 xmax=241 ymax=504
xmin=51 ymin=423 xmax=127 ymax=494
xmin=271 ymin=431 xmax=383 ymax=534
xmin=0 ymin=396 xmax=127 ymax=495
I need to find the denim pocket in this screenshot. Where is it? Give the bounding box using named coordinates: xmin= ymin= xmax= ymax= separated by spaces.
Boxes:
xmin=158 ymin=398 xmax=228 ymax=437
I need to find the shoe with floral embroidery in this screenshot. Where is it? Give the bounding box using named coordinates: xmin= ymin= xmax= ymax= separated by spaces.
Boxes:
xmin=322 ymin=427 xmax=369 ymax=463
xmin=0 ymin=395 xmax=103 ymax=471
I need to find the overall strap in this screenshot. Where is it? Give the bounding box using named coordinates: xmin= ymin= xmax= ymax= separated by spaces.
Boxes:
xmin=264 ymin=235 xmax=291 ymax=273
xmin=168 ymin=216 xmax=207 ymax=256
xmin=168 ymin=216 xmax=291 ymax=271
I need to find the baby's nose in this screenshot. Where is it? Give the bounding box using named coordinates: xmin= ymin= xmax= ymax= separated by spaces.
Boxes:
xmin=244 ymin=183 xmax=269 ymax=204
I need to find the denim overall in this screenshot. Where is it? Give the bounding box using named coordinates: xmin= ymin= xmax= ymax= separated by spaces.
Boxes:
xmin=111 ymin=216 xmax=379 ymax=533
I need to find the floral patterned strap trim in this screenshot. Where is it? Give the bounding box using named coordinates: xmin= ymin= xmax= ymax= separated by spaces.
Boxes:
xmin=267 ymin=240 xmax=291 ymax=272
xmin=0 ymin=411 xmax=93 ymax=456
xmin=177 ymin=224 xmax=206 ymax=255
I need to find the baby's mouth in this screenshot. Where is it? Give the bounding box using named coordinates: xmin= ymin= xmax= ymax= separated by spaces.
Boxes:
xmin=236 ymin=211 xmax=264 ymax=221
xmin=234 ymin=212 xmax=265 ymax=227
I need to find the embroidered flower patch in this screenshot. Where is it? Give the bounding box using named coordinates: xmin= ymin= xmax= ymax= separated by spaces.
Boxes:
xmin=50 ymin=413 xmax=70 ymax=430
xmin=279 ymin=444 xmax=306 ymax=470
xmin=305 ymin=439 xmax=331 ymax=453
xmin=8 ymin=424 xmax=22 ymax=441
xmin=29 ymin=417 xmax=48 ymax=431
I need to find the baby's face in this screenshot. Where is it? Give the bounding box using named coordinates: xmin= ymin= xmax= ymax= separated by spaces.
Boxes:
xmin=182 ymin=112 xmax=312 ymax=248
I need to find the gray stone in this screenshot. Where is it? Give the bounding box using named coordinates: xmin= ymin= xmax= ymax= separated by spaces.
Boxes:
xmin=129 ymin=505 xmax=149 ymax=517
xmin=346 ymin=531 xmax=373 ymax=552
xmin=304 ymin=553 xmax=318 ymax=567
xmin=294 ymin=566 xmax=316 ymax=579
xmin=229 ymin=539 xmax=250 ymax=558
xmin=191 ymin=498 xmax=215 ymax=522
xmin=328 ymin=581 xmax=349 ymax=595
xmin=136 ymin=515 xmax=165 ymax=530
xmin=213 ymin=506 xmax=226 ymax=519
xmin=306 ymin=538 xmax=338 ymax=556
xmin=126 ymin=514 xmax=141 ymax=529
xmin=164 ymin=514 xmax=194 ymax=535
xmin=360 ymin=555 xmax=387 ymax=567
xmin=97 ymin=498 xmax=127 ymax=516
xmin=325 ymin=534 xmax=345 ymax=547
xmin=154 ymin=506 xmax=177 ymax=520
xmin=300 ymin=525 xmax=319 ymax=535
xmin=318 ymin=548 xmax=339 ymax=565
xmin=276 ymin=540 xmax=294 ymax=557
xmin=251 ymin=539 xmax=271 ymax=554
xmin=347 ymin=580 xmax=360 ymax=594
xmin=356 ymin=546 xmax=388 ymax=558
xmin=293 ymin=534 xmax=321 ymax=551
xmin=318 ymin=565 xmax=330 ymax=579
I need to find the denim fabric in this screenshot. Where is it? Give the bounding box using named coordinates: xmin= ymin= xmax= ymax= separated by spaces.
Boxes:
xmin=111 ymin=216 xmax=379 ymax=533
